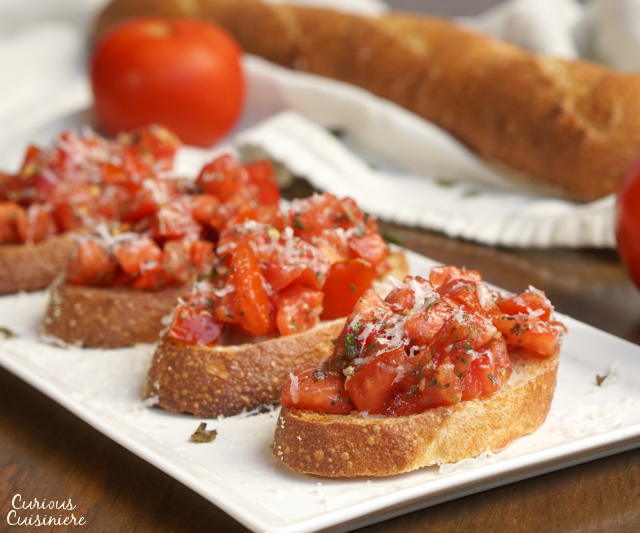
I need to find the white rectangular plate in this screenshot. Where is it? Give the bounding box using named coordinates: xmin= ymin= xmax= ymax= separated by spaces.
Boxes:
xmin=1 ymin=250 xmax=640 ymax=533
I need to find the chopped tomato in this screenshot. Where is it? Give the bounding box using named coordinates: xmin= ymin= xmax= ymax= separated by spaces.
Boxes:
xmin=191 ymin=194 xmax=221 ymax=226
xmin=161 ymin=240 xmax=192 ymax=284
xmin=288 ymin=269 xmax=563 ymax=417
xmin=196 ymin=154 xmax=247 ymax=202
xmin=114 ymin=237 xmax=162 ymax=276
xmin=189 ymin=240 xmax=215 ymax=268
xmin=493 ymin=314 xmax=563 ymax=358
xmin=429 ymin=265 xmax=483 ymax=289
xmin=280 ymin=364 xmax=353 ymax=414
xmin=348 ymin=233 xmax=388 ymax=272
xmin=15 ymin=204 xmax=57 ymax=244
xmin=497 ymin=288 xmax=552 ymax=321
xmin=0 ymin=202 xmax=24 ymax=243
xmin=66 ymin=239 xmax=117 ymax=286
xmin=403 ymin=299 xmax=452 ymax=347
xmin=152 ymin=196 xmax=201 ymax=240
xmin=245 ymin=159 xmax=280 ymax=207
xmin=263 ymin=237 xmax=328 ymax=292
xmin=275 ymin=285 xmax=323 ymax=336
xmin=320 ymin=258 xmax=376 ymax=320
xmin=167 ymin=304 xmax=222 ymax=345
xmin=230 ymin=241 xmax=272 ymax=336
xmin=345 ymin=347 xmax=407 ymax=413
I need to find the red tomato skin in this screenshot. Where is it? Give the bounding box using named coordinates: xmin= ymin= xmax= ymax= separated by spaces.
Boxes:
xmin=616 ymin=160 xmax=640 ymax=289
xmin=168 ymin=304 xmax=222 ymax=346
xmin=66 ymin=240 xmax=118 ymax=286
xmin=275 ymin=285 xmax=323 ymax=336
xmin=320 ymin=259 xmax=376 ymax=320
xmin=345 ymin=348 xmax=407 ymax=413
xmin=90 ymin=18 xmax=245 ymax=147
xmin=280 ymin=365 xmax=353 ymax=414
xmin=230 ymin=242 xmax=272 ymax=336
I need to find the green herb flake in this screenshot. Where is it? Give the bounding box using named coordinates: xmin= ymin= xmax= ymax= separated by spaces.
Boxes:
xmin=380 ymin=230 xmax=404 ymax=247
xmin=327 ymin=126 xmax=347 ymax=139
xmin=343 ymin=333 xmax=359 ymax=359
xmin=461 ymin=189 xmax=480 ymax=198
xmin=189 ymin=422 xmax=217 ymax=443
xmin=0 ymin=326 xmax=15 ymax=339
xmin=293 ymin=214 xmax=305 ymax=230
xmin=435 ymin=178 xmax=455 ymax=187
xmin=348 ymin=284 xmax=357 ymax=293
xmin=596 ymin=374 xmax=608 ymax=387
xmin=487 ymin=373 xmax=498 ymax=385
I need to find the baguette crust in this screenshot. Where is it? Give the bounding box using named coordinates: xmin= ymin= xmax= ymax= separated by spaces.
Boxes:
xmin=145 ymin=319 xmax=344 ymax=417
xmin=272 ymin=352 xmax=559 ymax=477
xmin=145 ymin=250 xmax=408 ymax=416
xmin=95 ymin=0 xmax=640 ymax=201
xmin=0 ymin=234 xmax=75 ymax=294
xmin=41 ymin=283 xmax=187 ymax=348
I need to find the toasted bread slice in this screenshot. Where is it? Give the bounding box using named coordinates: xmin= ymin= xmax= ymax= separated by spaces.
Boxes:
xmin=144 ymin=250 xmax=409 ymax=416
xmin=0 ymin=234 xmax=75 ymax=295
xmin=145 ymin=319 xmax=345 ymax=417
xmin=272 ymin=351 xmax=559 ymax=477
xmin=41 ymin=283 xmax=188 ymax=348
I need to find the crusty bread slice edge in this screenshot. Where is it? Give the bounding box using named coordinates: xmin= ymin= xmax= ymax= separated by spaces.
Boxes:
xmin=272 ymin=351 xmax=559 ymax=477
xmin=42 ymin=282 xmax=188 ymax=348
xmin=0 ymin=234 xmax=75 ymax=295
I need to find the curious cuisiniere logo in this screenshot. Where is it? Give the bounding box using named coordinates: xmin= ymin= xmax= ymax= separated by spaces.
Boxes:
xmin=5 ymin=494 xmax=86 ymax=527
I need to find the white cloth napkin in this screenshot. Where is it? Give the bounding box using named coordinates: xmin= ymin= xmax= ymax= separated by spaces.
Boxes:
xmin=1 ymin=0 xmax=639 ymax=248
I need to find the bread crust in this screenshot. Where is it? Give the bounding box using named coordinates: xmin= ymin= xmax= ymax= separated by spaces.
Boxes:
xmin=95 ymin=0 xmax=640 ymax=201
xmin=144 ymin=319 xmax=345 ymax=417
xmin=41 ymin=283 xmax=187 ymax=348
xmin=144 ymin=250 xmax=408 ymax=416
xmin=0 ymin=234 xmax=75 ymax=294
xmin=272 ymin=352 xmax=559 ymax=477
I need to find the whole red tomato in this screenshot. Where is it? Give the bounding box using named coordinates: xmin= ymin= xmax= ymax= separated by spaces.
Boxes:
xmin=616 ymin=160 xmax=640 ymax=288
xmin=90 ymin=18 xmax=245 ymax=147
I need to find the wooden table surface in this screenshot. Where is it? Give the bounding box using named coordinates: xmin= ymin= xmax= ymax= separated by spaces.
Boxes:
xmin=2 ymin=204 xmax=640 ymax=532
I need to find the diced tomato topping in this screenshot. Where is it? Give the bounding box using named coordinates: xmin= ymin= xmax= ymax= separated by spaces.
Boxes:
xmin=229 ymin=242 xmax=272 ymax=336
xmin=320 ymin=259 xmax=376 ymax=320
xmin=167 ymin=304 xmax=222 ymax=346
xmin=196 ymin=154 xmax=248 ymax=202
xmin=0 ymin=202 xmax=24 ymax=243
xmin=345 ymin=347 xmax=407 ymax=413
xmin=497 ymin=288 xmax=552 ymax=321
xmin=348 ymin=233 xmax=388 ymax=274
xmin=493 ymin=313 xmax=563 ymax=358
xmin=152 ymin=197 xmax=201 ymax=240
xmin=429 ymin=265 xmax=483 ymax=289
xmin=245 ymin=159 xmax=280 ymax=207
xmin=281 ymin=271 xmax=563 ymax=417
xmin=275 ymin=285 xmax=323 ymax=336
xmin=66 ymin=239 xmax=117 ymax=286
xmin=114 ymin=237 xmax=162 ymax=276
xmin=280 ymin=365 xmax=353 ymax=414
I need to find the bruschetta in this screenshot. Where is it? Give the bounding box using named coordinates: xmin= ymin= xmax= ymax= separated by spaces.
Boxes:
xmin=144 ymin=193 xmax=409 ymax=416
xmin=41 ymin=154 xmax=283 ymax=348
xmin=0 ymin=126 xmax=181 ymax=294
xmin=273 ymin=266 xmax=566 ymax=477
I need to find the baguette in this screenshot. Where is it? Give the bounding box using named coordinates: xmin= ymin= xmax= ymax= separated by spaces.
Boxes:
xmin=272 ymin=351 xmax=559 ymax=477
xmin=0 ymin=234 xmax=75 ymax=295
xmin=95 ymin=0 xmax=640 ymax=201
xmin=41 ymin=283 xmax=188 ymax=348
xmin=144 ymin=250 xmax=408 ymax=417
